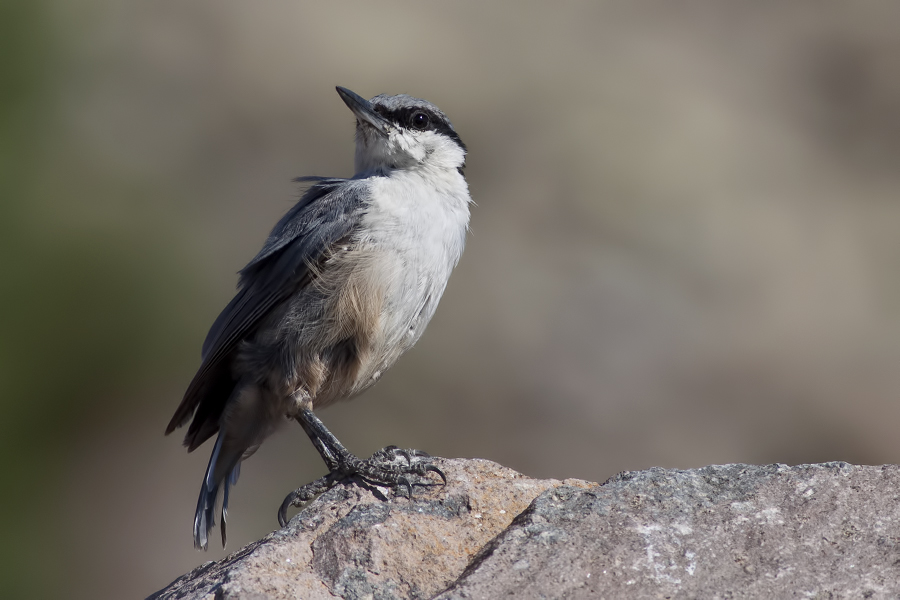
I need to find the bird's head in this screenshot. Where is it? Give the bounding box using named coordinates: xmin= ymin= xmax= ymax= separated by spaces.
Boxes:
xmin=336 ymin=86 xmax=467 ymax=177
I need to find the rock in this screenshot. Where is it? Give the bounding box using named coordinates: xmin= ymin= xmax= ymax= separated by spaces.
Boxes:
xmin=148 ymin=458 xmax=592 ymax=599
xmin=149 ymin=460 xmax=900 ymax=600
xmin=441 ymin=462 xmax=900 ymax=599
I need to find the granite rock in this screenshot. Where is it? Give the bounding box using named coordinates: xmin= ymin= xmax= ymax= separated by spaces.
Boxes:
xmin=441 ymin=462 xmax=900 ymax=599
xmin=149 ymin=458 xmax=591 ymax=599
xmin=150 ymin=461 xmax=900 ymax=599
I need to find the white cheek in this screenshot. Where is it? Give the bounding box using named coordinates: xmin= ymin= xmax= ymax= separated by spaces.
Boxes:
xmin=392 ymin=132 xmax=426 ymax=162
xmin=423 ymin=135 xmax=465 ymax=170
xmin=436 ymin=144 xmax=465 ymax=170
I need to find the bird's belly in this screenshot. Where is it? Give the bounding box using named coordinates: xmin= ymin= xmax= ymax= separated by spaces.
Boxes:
xmin=314 ymin=173 xmax=469 ymax=404
xmin=343 ymin=248 xmax=446 ymax=394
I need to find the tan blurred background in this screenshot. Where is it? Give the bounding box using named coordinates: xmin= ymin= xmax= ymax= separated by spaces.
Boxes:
xmin=3 ymin=1 xmax=900 ymax=597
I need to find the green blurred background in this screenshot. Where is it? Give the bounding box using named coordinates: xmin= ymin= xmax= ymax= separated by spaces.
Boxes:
xmin=3 ymin=1 xmax=900 ymax=597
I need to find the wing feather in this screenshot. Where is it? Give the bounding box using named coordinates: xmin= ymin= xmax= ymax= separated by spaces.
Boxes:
xmin=166 ymin=178 xmax=368 ymax=447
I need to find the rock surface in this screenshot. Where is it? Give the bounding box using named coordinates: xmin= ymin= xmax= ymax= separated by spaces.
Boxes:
xmin=150 ymin=460 xmax=900 ymax=599
xmin=149 ymin=458 xmax=591 ymax=599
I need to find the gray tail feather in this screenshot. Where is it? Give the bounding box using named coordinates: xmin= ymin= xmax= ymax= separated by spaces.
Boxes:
xmin=193 ymin=433 xmax=243 ymax=550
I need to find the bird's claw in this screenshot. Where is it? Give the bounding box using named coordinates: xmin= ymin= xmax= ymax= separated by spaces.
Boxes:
xmin=423 ymin=463 xmax=447 ymax=485
xmin=277 ymin=474 xmax=336 ymax=527
xmin=395 ymin=475 xmax=413 ymax=498
xmin=277 ymin=448 xmax=447 ymax=527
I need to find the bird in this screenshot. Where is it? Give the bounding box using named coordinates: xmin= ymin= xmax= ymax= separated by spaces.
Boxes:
xmin=165 ymin=86 xmax=471 ymax=550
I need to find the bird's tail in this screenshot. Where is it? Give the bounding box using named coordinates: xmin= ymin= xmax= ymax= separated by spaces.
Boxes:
xmin=192 ymin=383 xmax=275 ymax=550
xmin=193 ymin=432 xmax=243 ymax=550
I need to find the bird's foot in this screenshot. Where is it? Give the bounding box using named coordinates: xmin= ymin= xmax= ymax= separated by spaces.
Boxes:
xmin=355 ymin=445 xmax=447 ymax=496
xmin=277 ymin=473 xmax=340 ymax=527
xmin=276 ymin=446 xmax=446 ymax=527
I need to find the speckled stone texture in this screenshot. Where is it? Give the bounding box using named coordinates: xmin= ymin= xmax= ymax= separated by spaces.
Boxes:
xmin=439 ymin=462 xmax=900 ymax=599
xmin=150 ymin=461 xmax=900 ymax=600
xmin=148 ymin=458 xmax=591 ymax=600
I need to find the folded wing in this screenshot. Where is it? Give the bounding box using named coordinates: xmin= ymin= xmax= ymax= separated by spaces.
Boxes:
xmin=165 ymin=178 xmax=368 ymax=451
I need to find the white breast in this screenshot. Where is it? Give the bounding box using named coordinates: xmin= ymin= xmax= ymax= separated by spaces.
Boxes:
xmin=353 ymin=166 xmax=471 ymax=382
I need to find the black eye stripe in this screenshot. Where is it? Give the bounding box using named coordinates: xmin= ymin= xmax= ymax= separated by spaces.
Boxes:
xmin=374 ymin=106 xmax=467 ymax=152
xmin=385 ymin=107 xmax=439 ymax=128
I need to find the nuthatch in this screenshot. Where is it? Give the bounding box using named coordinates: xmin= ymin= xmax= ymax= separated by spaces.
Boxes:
xmin=166 ymin=87 xmax=471 ymax=550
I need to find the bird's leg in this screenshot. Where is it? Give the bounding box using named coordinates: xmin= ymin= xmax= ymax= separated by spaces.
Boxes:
xmin=294 ymin=409 xmax=342 ymax=473
xmin=296 ymin=408 xmax=446 ymax=486
xmin=278 ymin=407 xmax=446 ymax=525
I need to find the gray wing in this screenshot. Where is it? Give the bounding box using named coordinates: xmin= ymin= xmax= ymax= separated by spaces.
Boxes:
xmin=200 ymin=176 xmax=348 ymax=360
xmin=166 ymin=178 xmax=368 ymax=448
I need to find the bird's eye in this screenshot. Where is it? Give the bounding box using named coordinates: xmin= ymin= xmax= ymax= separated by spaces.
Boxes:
xmin=410 ymin=111 xmax=430 ymax=130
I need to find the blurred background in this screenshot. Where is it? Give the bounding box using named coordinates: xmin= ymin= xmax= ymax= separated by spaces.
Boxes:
xmin=3 ymin=0 xmax=900 ymax=597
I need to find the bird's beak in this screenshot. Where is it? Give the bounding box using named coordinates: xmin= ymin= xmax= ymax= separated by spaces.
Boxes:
xmin=336 ymin=87 xmax=392 ymax=136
